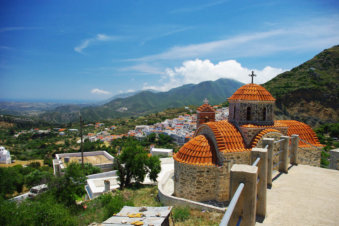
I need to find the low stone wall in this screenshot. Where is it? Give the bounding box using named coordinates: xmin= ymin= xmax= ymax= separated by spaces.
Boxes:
xmin=223 ymin=151 xmax=250 ymax=165
xmin=174 ymin=161 xmax=220 ymax=202
xmin=298 ymin=147 xmax=321 ymax=167
xmin=158 ymin=170 xmax=226 ymax=213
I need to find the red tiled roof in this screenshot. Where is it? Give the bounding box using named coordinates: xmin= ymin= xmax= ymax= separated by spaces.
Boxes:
xmin=197 ymin=103 xmax=215 ymax=112
xmin=205 ymin=121 xmax=249 ymax=153
xmin=250 ymin=129 xmax=281 ymax=148
xmin=240 ymin=121 xmax=286 ymax=128
xmin=228 ymin=84 xmax=276 ymax=101
xmin=174 ymin=135 xmax=217 ymax=165
xmin=276 ymin=120 xmax=323 ymax=148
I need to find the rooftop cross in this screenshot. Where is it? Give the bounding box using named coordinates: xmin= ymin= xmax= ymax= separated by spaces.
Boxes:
xmin=203 ymin=98 xmax=209 ymax=105
xmin=249 ymin=71 xmax=256 ymax=84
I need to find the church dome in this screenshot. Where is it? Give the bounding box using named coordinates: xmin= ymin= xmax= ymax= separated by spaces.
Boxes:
xmin=228 ymin=84 xmax=275 ymax=101
xmin=174 ymin=135 xmax=217 ymax=165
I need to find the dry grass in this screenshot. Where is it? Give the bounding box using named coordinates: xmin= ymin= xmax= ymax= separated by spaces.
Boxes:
xmin=62 ymin=155 xmax=112 ymax=165
xmin=0 ymin=159 xmax=44 ymax=167
xmin=0 ymin=121 xmax=14 ymax=128
xmin=170 ymin=209 xmax=223 ymax=226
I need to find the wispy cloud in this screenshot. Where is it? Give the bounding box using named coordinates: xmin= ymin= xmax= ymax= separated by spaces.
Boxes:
xmin=170 ymin=0 xmax=228 ymax=14
xmin=130 ymin=30 xmax=284 ymax=61
xmin=74 ymin=34 xmax=121 ymax=54
xmin=91 ymin=88 xmax=111 ymax=95
xmin=0 ymin=27 xmax=41 ymax=33
xmin=143 ymin=59 xmax=286 ymax=92
xmin=140 ymin=26 xmax=194 ymax=45
xmin=120 ymin=64 xmax=165 ymax=75
xmin=129 ymin=16 xmax=339 ymax=62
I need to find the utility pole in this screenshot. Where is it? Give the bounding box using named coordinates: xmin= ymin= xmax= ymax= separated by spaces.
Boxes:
xmin=80 ymin=113 xmax=84 ymax=169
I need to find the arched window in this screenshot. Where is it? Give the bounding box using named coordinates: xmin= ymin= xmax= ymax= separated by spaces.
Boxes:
xmin=246 ymin=107 xmax=251 ymax=121
xmin=263 ymin=107 xmax=267 ymax=121
xmin=233 ymin=106 xmax=236 ymax=120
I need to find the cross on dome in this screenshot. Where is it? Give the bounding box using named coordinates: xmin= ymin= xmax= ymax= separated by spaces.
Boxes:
xmin=203 ymin=98 xmax=209 ymax=105
xmin=249 ymin=71 xmax=256 ymax=84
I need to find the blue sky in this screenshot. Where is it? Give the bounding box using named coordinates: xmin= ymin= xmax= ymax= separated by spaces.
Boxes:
xmin=0 ymin=0 xmax=338 ymax=102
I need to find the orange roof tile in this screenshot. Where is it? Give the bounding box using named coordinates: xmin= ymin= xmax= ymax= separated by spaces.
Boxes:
xmin=205 ymin=121 xmax=249 ymax=153
xmin=228 ymin=84 xmax=275 ymax=101
xmin=250 ymin=129 xmax=281 ymax=148
xmin=174 ymin=135 xmax=217 ymax=165
xmin=241 ymin=121 xmax=286 ymax=128
xmin=276 ymin=120 xmax=323 ymax=148
xmin=197 ymin=103 xmax=215 ymax=112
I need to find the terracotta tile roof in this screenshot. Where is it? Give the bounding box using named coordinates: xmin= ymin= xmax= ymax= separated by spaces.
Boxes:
xmin=197 ymin=103 xmax=215 ymax=112
xmin=276 ymin=120 xmax=323 ymax=148
xmin=250 ymin=129 xmax=281 ymax=148
xmin=240 ymin=121 xmax=286 ymax=128
xmin=228 ymin=84 xmax=276 ymax=101
xmin=174 ymin=135 xmax=217 ymax=165
xmin=205 ymin=121 xmax=249 ymax=153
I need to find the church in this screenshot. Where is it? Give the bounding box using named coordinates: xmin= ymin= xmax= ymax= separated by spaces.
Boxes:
xmin=173 ymin=73 xmax=323 ymax=203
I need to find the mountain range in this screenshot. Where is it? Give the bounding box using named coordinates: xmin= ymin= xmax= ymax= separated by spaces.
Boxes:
xmin=39 ymin=78 xmax=243 ymax=123
xmin=2 ymin=45 xmax=338 ymax=126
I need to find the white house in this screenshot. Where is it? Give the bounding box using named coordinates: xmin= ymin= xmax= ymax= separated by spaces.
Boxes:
xmin=0 ymin=146 xmax=11 ymax=164
xmin=150 ymin=148 xmax=173 ymax=157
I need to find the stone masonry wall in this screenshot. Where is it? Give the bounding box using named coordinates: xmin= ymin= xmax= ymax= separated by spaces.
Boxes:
xmin=297 ymin=147 xmax=321 ymax=167
xmin=174 ymin=161 xmax=221 ymax=202
xmin=229 ymin=101 xmax=274 ymax=126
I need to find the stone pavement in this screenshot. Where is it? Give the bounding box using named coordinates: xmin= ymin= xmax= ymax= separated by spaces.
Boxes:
xmin=257 ymin=165 xmax=339 ymax=226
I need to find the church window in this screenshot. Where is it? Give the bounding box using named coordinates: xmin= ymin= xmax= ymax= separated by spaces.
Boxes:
xmin=246 ymin=107 xmax=251 ymax=121
xmin=263 ymin=107 xmax=267 ymax=121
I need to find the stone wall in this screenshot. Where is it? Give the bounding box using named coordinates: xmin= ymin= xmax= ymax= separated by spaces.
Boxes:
xmin=158 ymin=170 xmax=226 ymax=213
xmin=174 ymin=160 xmax=229 ymax=202
xmin=297 ymin=147 xmax=321 ymax=167
xmin=239 ymin=127 xmax=288 ymax=147
xmin=228 ymin=101 xmax=274 ymax=126
xmin=197 ymin=111 xmax=215 ymax=128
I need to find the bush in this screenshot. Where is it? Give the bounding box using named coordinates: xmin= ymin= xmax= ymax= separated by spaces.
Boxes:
xmin=172 ymin=206 xmax=190 ymax=222
xmin=100 ymin=192 xmax=134 ymax=219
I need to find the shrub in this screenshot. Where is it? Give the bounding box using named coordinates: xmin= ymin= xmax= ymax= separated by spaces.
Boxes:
xmin=172 ymin=206 xmax=190 ymax=222
xmin=101 ymin=192 xmax=134 ymax=219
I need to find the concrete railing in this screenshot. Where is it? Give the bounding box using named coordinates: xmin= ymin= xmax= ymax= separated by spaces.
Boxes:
xmin=220 ymin=135 xmax=298 ymax=226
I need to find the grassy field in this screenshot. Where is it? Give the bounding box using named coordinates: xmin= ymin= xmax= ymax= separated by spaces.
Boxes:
xmin=0 ymin=159 xmax=44 ymax=167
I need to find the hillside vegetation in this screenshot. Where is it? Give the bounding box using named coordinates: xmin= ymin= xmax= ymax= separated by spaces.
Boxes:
xmin=40 ymin=78 xmax=243 ymax=123
xmin=264 ymin=45 xmax=339 ymax=126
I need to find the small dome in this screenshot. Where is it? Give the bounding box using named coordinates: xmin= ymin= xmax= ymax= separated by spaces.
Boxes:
xmin=228 ymin=84 xmax=275 ymax=101
xmin=173 ymin=135 xmax=217 ymax=165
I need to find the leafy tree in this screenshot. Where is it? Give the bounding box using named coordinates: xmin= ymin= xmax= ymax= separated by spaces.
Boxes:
xmin=24 ymin=170 xmax=51 ymax=188
xmin=116 ymin=144 xmax=161 ymax=189
xmin=48 ymin=162 xmax=87 ymax=206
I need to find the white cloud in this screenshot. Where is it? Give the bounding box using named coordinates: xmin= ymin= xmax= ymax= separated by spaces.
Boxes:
xmin=74 ymin=34 xmax=120 ymax=53
xmin=91 ymin=88 xmax=111 ymax=95
xmin=127 ymin=89 xmax=135 ymax=93
xmin=143 ymin=59 xmax=286 ymax=91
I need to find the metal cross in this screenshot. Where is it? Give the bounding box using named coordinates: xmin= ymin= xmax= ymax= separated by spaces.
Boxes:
xmin=249 ymin=71 xmax=256 ymax=84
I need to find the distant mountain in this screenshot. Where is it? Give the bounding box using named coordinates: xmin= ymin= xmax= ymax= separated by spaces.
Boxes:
xmin=40 ymin=78 xmax=243 ymax=123
xmin=264 ymin=45 xmax=339 ymax=126
xmin=99 ymin=89 xmax=159 ymax=105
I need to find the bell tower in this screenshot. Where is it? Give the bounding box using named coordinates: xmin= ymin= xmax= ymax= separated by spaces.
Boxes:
xmin=196 ymin=98 xmax=216 ymax=128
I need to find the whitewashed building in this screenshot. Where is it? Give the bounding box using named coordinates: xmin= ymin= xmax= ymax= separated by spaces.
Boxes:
xmin=0 ymin=146 xmax=11 ymax=164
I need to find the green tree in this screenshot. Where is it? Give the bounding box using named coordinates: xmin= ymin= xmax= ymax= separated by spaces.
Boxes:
xmin=48 ymin=162 xmax=86 ymax=206
xmin=116 ymin=144 xmax=161 ymax=189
